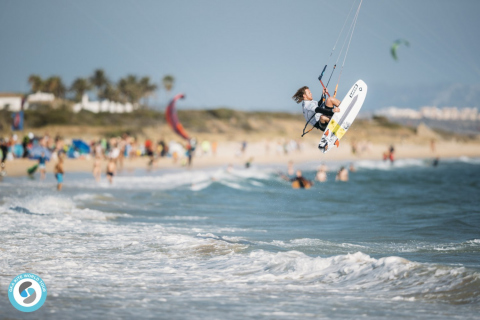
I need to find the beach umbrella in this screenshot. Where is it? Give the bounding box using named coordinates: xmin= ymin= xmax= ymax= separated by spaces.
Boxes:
xmin=67 ymin=139 xmax=91 ymax=158
xmin=72 ymin=139 xmax=91 ymax=153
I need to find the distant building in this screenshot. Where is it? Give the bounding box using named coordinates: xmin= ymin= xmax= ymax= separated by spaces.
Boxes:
xmin=27 ymin=91 xmax=55 ymax=103
xmin=23 ymin=91 xmax=55 ymax=110
xmin=421 ymin=106 xmax=479 ymax=121
xmin=0 ymin=93 xmax=24 ymax=111
xmin=376 ymin=107 xmax=421 ymax=119
xmin=377 ymin=106 xmax=480 ymax=121
xmin=73 ymin=94 xmax=135 ymax=113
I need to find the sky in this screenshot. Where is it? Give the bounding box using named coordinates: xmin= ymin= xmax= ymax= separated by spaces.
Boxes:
xmin=1 ymin=0 xmax=479 ymax=111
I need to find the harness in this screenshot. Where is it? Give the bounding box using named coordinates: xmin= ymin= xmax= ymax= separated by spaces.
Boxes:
xmin=301 ymin=94 xmax=326 ymax=137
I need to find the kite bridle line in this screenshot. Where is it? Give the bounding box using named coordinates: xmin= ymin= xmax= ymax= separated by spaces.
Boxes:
xmin=322 ymin=0 xmax=357 ymax=85
xmin=334 ymin=0 xmax=363 ymax=97
xmin=318 ymin=0 xmax=362 ymax=98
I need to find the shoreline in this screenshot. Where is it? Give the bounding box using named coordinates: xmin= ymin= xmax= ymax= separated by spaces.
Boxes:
xmin=2 ymin=140 xmax=480 ymax=179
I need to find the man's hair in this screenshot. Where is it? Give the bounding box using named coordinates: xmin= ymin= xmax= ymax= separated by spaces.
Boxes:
xmin=292 ymin=86 xmax=309 ymax=104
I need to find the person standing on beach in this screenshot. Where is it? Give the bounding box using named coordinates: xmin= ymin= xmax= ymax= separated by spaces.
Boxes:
xmin=106 ymin=158 xmax=116 ymax=184
xmin=54 ymin=155 xmax=65 ymax=191
xmin=212 ymin=141 xmax=218 ymax=156
xmin=93 ymin=156 xmax=102 ymax=181
xmin=145 ymin=139 xmax=154 ymax=169
xmin=430 ymin=139 xmax=436 ymax=153
xmin=292 ymin=86 xmax=340 ymax=131
xmin=186 ymin=142 xmax=193 ymax=167
xmin=241 ymin=141 xmax=247 ymax=154
xmin=389 ymin=145 xmax=395 ymax=163
xmin=38 ymin=151 xmax=47 ymax=180
xmin=201 ymin=140 xmax=211 ymax=156
xmin=383 ymin=151 xmax=388 ymax=161
xmin=0 ymin=138 xmax=8 ymax=177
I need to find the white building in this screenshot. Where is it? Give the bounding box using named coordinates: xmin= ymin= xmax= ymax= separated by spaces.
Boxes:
xmin=421 ymin=106 xmax=479 ymax=121
xmin=376 ymin=107 xmax=422 ymax=119
xmin=378 ymin=106 xmax=480 ymax=121
xmin=0 ymin=93 xmax=23 ymax=111
xmin=420 ymin=106 xmax=443 ymax=119
xmin=22 ymin=91 xmax=56 ymax=110
xmin=28 ymin=91 xmax=55 ymax=102
xmin=73 ymin=94 xmax=135 ymax=113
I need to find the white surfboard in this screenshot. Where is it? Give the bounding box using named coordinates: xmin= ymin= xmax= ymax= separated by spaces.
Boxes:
xmin=318 ymin=80 xmax=367 ymax=153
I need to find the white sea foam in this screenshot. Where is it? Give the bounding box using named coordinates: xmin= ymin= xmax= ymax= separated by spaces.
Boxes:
xmin=458 ymin=156 xmax=480 ymax=164
xmin=73 ymin=193 xmax=115 ymax=201
xmin=264 ymin=238 xmax=367 ymax=255
xmin=1 ymin=196 xmax=479 ymax=319
xmin=355 ymin=158 xmax=426 ymax=170
xmin=190 ymin=180 xmax=211 ymax=191
xmin=163 ymin=215 xmax=209 ymax=221
xmin=1 ymin=194 xmax=126 ymax=221
xmin=63 ymin=167 xmax=273 ymax=192
xmin=353 ymin=157 xmax=480 ymax=170
xmin=263 ymin=238 xmax=480 ymax=257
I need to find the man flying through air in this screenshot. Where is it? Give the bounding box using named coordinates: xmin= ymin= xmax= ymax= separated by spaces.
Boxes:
xmin=292 ymin=86 xmax=341 ymax=132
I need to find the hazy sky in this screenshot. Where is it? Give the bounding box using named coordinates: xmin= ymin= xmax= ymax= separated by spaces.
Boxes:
xmin=1 ymin=0 xmax=479 ymax=111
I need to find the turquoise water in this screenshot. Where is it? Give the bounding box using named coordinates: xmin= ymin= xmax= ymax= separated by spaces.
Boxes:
xmin=1 ymin=157 xmax=479 ymax=319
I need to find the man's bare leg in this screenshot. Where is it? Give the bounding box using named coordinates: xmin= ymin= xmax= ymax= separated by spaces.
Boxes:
xmin=320 ymin=115 xmax=331 ymax=124
xmin=325 ymin=97 xmax=341 ymax=108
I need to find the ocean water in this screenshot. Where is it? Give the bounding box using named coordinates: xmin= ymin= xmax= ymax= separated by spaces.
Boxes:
xmin=0 ymin=157 xmax=479 ymax=319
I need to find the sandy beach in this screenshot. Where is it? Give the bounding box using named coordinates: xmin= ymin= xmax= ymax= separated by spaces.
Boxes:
xmin=3 ymin=139 xmax=480 ymax=179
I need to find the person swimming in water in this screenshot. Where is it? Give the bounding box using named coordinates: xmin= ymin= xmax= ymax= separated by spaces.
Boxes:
xmin=315 ymin=165 xmax=327 ymax=182
xmin=336 ymin=166 xmax=349 ymax=182
xmin=281 ymin=170 xmax=313 ymax=189
xmin=293 ymin=86 xmax=341 ymax=132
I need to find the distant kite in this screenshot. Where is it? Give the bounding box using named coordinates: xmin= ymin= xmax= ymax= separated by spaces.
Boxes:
xmin=165 ymin=93 xmax=190 ymax=140
xmin=391 ymin=39 xmax=410 ymax=61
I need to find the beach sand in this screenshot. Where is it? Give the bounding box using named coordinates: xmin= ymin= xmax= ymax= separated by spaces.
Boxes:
xmin=3 ymin=140 xmax=480 ymax=178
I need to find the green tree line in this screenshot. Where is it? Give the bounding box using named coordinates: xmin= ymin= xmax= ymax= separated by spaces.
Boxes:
xmin=27 ymin=69 xmax=175 ymax=107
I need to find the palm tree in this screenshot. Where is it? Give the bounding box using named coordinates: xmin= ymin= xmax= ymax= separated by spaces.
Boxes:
xmin=118 ymin=75 xmax=143 ymax=105
xmin=100 ymin=84 xmax=121 ymax=102
xmin=44 ymin=76 xmax=66 ymax=98
xmin=90 ymin=69 xmax=109 ymax=100
xmin=70 ymin=78 xmax=92 ymax=102
xmin=28 ymin=74 xmax=44 ymax=92
xmin=162 ymin=75 xmax=175 ymax=104
xmin=139 ymin=76 xmax=158 ymax=107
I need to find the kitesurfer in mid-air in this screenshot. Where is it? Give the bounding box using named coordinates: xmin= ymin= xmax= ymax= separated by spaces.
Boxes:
xmin=293 ymin=86 xmax=341 ymax=131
